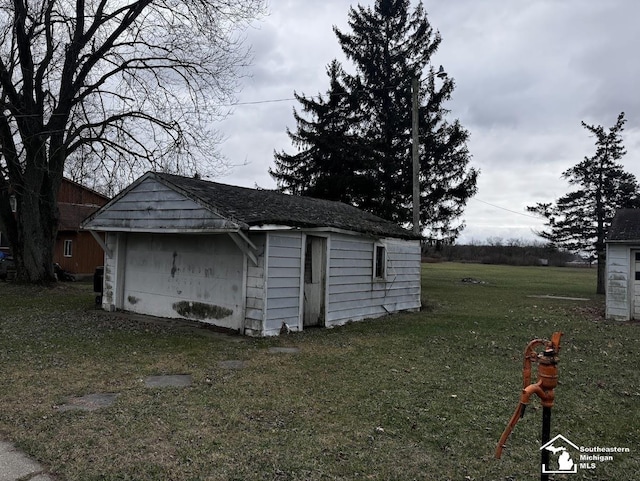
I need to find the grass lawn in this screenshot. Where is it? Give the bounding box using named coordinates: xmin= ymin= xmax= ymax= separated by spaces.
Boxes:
xmin=0 ymin=263 xmax=638 ymax=480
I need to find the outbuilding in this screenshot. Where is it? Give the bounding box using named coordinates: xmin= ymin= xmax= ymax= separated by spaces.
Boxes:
xmin=81 ymin=172 xmax=421 ymax=336
xmin=605 ymin=208 xmax=640 ymax=320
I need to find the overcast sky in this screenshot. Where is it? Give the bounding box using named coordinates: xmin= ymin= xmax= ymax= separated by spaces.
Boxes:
xmin=215 ymin=0 xmax=640 ymax=244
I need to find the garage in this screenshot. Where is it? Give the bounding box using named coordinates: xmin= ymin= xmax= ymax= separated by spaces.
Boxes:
xmin=82 ymin=171 xmax=421 ymax=336
xmin=121 ymin=233 xmax=244 ymax=330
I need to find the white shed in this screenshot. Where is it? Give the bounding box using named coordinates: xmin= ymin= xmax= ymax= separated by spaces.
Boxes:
xmin=605 ymin=209 xmax=640 ymax=321
xmin=81 ymin=172 xmax=421 ymax=336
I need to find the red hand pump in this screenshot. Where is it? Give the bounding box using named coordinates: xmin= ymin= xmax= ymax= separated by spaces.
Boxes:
xmin=495 ymin=332 xmax=563 ymax=480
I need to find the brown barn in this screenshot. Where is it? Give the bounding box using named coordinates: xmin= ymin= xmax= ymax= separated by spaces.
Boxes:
xmin=0 ymin=178 xmax=109 ymax=277
xmin=54 ymin=179 xmax=110 ymax=276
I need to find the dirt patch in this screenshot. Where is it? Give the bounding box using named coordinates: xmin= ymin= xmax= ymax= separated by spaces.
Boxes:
xmin=571 ymin=304 xmax=606 ymax=322
xmin=528 ymin=295 xmax=589 ymax=301
xmin=57 ymin=393 xmax=119 ymax=412
xmin=460 ymin=277 xmax=487 ymax=285
xmin=93 ymin=310 xmax=245 ymax=341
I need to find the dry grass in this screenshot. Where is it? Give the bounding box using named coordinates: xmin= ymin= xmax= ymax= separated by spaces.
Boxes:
xmin=0 ymin=264 xmax=638 ymax=480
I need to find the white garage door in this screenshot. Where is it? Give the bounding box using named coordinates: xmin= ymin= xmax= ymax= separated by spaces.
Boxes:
xmin=123 ymin=233 xmax=244 ymax=330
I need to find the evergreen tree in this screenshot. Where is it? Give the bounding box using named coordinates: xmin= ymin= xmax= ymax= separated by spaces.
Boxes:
xmin=271 ymin=0 xmax=478 ymax=240
xmin=270 ymin=61 xmax=373 ymax=206
xmin=528 ymin=112 xmax=640 ymax=294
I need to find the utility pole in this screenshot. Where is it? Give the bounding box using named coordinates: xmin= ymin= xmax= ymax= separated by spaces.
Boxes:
xmin=412 ymin=67 xmax=446 ymax=238
xmin=412 ymin=76 xmax=420 ymax=236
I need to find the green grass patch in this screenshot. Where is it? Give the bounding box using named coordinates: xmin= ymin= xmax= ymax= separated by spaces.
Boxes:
xmin=0 ymin=265 xmax=638 ymax=480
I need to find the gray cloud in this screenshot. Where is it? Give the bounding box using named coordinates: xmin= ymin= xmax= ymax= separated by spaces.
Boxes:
xmin=217 ymin=0 xmax=640 ymax=243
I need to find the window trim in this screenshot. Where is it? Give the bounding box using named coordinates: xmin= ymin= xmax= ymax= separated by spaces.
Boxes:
xmin=63 ymin=239 xmax=73 ymax=258
xmin=373 ymin=243 xmax=387 ymax=281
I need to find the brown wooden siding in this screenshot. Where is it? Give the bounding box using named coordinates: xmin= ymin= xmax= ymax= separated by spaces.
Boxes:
xmin=54 ymin=231 xmax=105 ymax=275
xmin=54 ymin=179 xmax=109 ymax=275
xmin=58 ymin=178 xmax=109 ymax=206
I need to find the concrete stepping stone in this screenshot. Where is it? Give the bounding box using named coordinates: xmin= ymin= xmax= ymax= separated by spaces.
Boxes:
xmin=217 ymin=360 xmax=246 ymax=370
xmin=58 ymin=393 xmax=118 ymax=412
xmin=0 ymin=439 xmax=53 ymax=480
xmin=144 ymin=374 xmax=192 ymax=388
xmin=268 ymin=347 xmax=300 ymax=354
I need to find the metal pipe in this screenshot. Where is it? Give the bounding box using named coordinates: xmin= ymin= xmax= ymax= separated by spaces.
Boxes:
xmin=541 ymin=406 xmax=552 ymax=481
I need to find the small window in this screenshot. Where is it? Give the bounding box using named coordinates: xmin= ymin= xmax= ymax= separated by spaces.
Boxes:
xmin=374 ymin=244 xmax=386 ymax=280
xmin=635 ymin=252 xmax=640 ymax=262
xmin=63 ymin=239 xmax=73 ymax=257
xmin=9 ymin=195 xmax=16 ymax=213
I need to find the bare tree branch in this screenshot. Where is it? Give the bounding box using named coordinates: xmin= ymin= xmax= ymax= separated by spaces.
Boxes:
xmin=0 ymin=0 xmax=267 ymax=281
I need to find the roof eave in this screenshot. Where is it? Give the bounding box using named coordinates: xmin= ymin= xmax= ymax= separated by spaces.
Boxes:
xmin=606 ymin=239 xmax=640 ymax=244
xmin=83 ymin=226 xmax=244 ymax=234
xmin=248 ymin=223 xmax=418 ymax=240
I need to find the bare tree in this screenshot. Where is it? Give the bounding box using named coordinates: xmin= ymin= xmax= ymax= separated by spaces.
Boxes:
xmin=0 ymin=0 xmax=266 ymax=282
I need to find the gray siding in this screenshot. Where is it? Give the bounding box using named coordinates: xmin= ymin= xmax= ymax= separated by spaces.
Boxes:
xmin=606 ymin=244 xmax=631 ymax=320
xmin=326 ymin=235 xmax=420 ymax=326
xmin=102 ymin=232 xmax=126 ymax=311
xmin=264 ymin=232 xmax=303 ymax=335
xmin=85 ymin=178 xmax=238 ymax=231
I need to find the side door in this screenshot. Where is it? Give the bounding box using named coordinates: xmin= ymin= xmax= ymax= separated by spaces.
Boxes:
xmin=303 ymin=236 xmax=327 ymax=327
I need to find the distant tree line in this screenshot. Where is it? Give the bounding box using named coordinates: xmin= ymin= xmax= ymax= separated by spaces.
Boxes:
xmin=422 ymin=238 xmax=576 ymax=267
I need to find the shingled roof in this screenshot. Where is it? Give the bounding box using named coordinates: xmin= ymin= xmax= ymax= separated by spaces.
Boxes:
xmin=608 ymin=209 xmax=640 ymax=242
xmin=58 ymin=203 xmax=101 ymax=231
xmin=155 ymin=172 xmax=417 ymax=240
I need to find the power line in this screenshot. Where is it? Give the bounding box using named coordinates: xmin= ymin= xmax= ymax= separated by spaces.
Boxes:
xmin=221 ymin=82 xmax=418 ymax=108
xmin=225 ymin=96 xmax=297 ymax=106
xmin=2 ymin=81 xmax=425 ymax=115
xmin=472 ymin=197 xmax=542 ymax=219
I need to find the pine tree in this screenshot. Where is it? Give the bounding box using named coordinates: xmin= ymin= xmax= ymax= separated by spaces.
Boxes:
xmin=271 ymin=0 xmax=477 ymax=240
xmin=528 ymin=112 xmax=640 ymax=294
xmin=270 ymin=61 xmax=373 ymax=206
